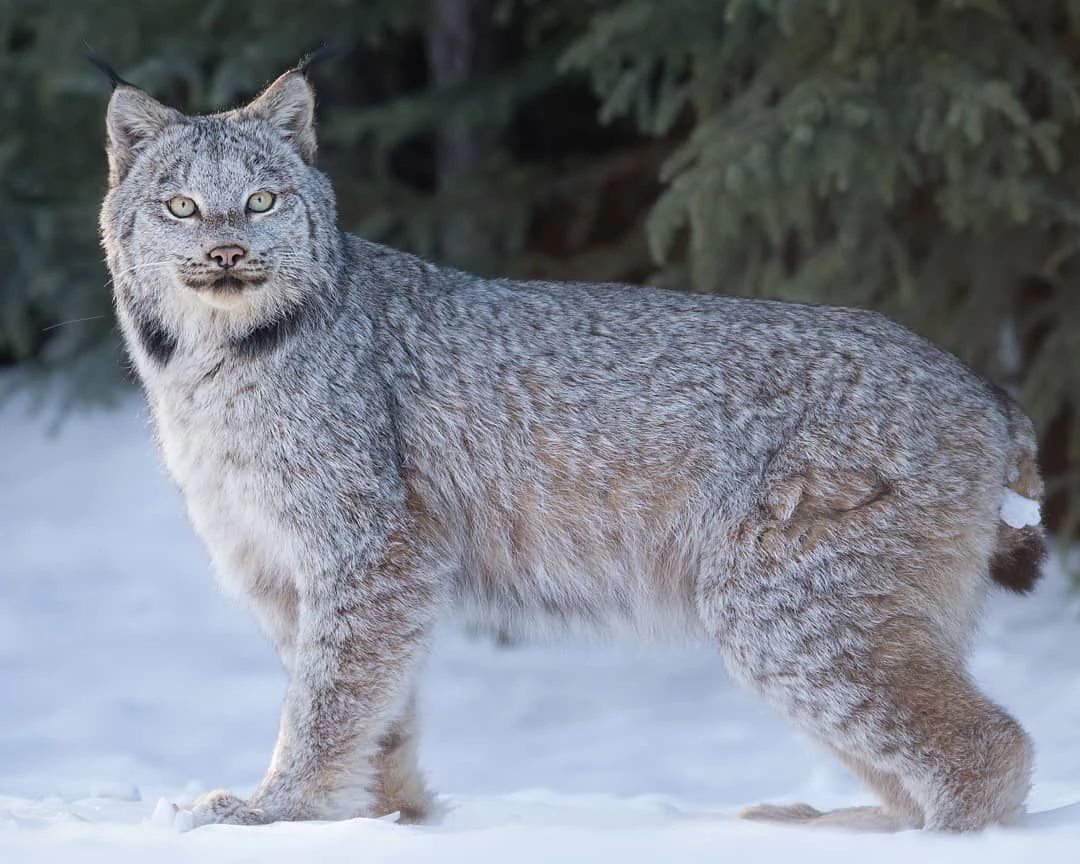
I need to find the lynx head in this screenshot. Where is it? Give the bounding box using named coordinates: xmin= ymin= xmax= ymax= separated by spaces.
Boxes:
xmin=99 ymin=66 xmax=341 ymax=362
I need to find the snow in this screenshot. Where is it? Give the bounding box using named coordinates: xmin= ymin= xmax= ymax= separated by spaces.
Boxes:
xmin=2 ymin=390 xmax=1080 ymax=863
xmin=1001 ymin=487 xmax=1042 ymax=529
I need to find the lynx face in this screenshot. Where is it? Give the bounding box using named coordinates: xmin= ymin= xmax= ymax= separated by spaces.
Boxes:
xmin=124 ymin=123 xmax=316 ymax=310
xmin=100 ymin=72 xmax=338 ymax=339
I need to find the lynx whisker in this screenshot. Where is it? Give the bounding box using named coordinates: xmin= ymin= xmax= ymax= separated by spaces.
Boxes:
xmin=41 ymin=315 xmax=108 ymax=333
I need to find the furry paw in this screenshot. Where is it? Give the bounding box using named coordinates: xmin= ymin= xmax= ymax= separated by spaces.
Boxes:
xmin=738 ymin=802 xmax=823 ymax=823
xmin=184 ymin=790 xmax=269 ymax=827
xmin=738 ymin=802 xmax=908 ymax=832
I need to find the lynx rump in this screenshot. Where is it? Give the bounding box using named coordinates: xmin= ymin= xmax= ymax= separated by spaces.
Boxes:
xmin=99 ymin=64 xmax=1046 ymax=833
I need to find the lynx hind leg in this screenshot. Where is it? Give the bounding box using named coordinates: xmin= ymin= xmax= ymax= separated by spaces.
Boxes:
xmin=371 ymin=697 xmax=436 ymax=824
xmin=706 ymin=535 xmax=1031 ymax=832
xmin=866 ymin=625 xmax=1033 ymax=831
xmin=733 ymin=613 xmax=1032 ymax=832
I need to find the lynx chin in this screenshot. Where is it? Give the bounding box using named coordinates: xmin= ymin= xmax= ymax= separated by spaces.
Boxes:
xmin=99 ymin=63 xmax=1046 ymax=833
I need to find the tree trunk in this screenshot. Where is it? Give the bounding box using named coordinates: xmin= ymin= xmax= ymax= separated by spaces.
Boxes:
xmin=424 ymin=0 xmax=501 ymax=270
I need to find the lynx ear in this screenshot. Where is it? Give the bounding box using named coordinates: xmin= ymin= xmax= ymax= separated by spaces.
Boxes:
xmin=106 ymin=86 xmax=183 ymax=186
xmin=242 ymin=71 xmax=317 ymax=163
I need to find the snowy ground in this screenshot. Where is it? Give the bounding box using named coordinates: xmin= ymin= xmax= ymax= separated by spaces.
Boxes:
xmin=2 ymin=392 xmax=1079 ymax=862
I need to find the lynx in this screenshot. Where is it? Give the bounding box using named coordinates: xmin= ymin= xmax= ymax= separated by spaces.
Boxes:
xmin=99 ymin=63 xmax=1046 ymax=832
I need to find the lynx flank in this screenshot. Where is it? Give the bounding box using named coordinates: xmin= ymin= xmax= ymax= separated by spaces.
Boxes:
xmin=99 ymin=65 xmax=1046 ymax=833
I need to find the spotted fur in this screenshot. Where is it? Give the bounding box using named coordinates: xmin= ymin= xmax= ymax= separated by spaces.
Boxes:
xmin=99 ymin=68 xmax=1045 ymax=832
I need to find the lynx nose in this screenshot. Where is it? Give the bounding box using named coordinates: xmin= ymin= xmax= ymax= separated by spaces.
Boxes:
xmin=207 ymin=245 xmax=247 ymax=269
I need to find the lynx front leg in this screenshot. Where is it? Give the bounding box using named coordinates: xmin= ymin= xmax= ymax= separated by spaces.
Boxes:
xmin=187 ymin=539 xmax=440 ymax=827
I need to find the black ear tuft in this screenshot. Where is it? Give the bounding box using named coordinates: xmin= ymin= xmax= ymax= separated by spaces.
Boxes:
xmin=83 ymin=43 xmax=134 ymax=90
xmin=294 ymin=44 xmax=342 ymax=77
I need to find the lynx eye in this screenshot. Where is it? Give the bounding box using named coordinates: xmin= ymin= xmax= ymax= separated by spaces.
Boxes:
xmin=246 ymin=191 xmax=276 ymax=213
xmin=166 ymin=195 xmax=197 ymax=219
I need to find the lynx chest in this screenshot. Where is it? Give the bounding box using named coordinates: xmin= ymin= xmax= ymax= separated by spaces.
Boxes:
xmin=148 ymin=370 xmax=308 ymax=600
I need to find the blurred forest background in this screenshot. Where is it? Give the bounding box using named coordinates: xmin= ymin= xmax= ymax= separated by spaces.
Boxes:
xmin=1 ymin=0 xmax=1079 ymax=543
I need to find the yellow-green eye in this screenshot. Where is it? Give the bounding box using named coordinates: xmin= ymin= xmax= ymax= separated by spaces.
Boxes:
xmin=246 ymin=191 xmax=275 ymax=213
xmin=166 ymin=195 xmax=197 ymax=218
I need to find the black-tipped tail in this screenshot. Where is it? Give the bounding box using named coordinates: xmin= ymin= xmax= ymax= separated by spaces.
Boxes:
xmin=990 ymin=526 xmax=1047 ymax=594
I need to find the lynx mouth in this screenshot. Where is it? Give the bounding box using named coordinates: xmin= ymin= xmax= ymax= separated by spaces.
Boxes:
xmin=185 ymin=274 xmax=269 ymax=293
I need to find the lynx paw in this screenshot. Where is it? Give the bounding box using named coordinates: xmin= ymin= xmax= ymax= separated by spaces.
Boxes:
xmin=739 ymin=802 xmax=823 ymax=823
xmin=184 ymin=790 xmax=269 ymax=827
xmin=739 ymin=802 xmax=908 ymax=832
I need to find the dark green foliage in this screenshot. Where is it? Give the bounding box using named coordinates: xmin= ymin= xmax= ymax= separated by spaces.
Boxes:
xmin=2 ymin=0 xmax=1078 ymax=544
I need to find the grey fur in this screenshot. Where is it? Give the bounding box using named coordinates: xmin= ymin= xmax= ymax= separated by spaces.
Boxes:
xmin=100 ymin=69 xmax=1045 ymax=832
